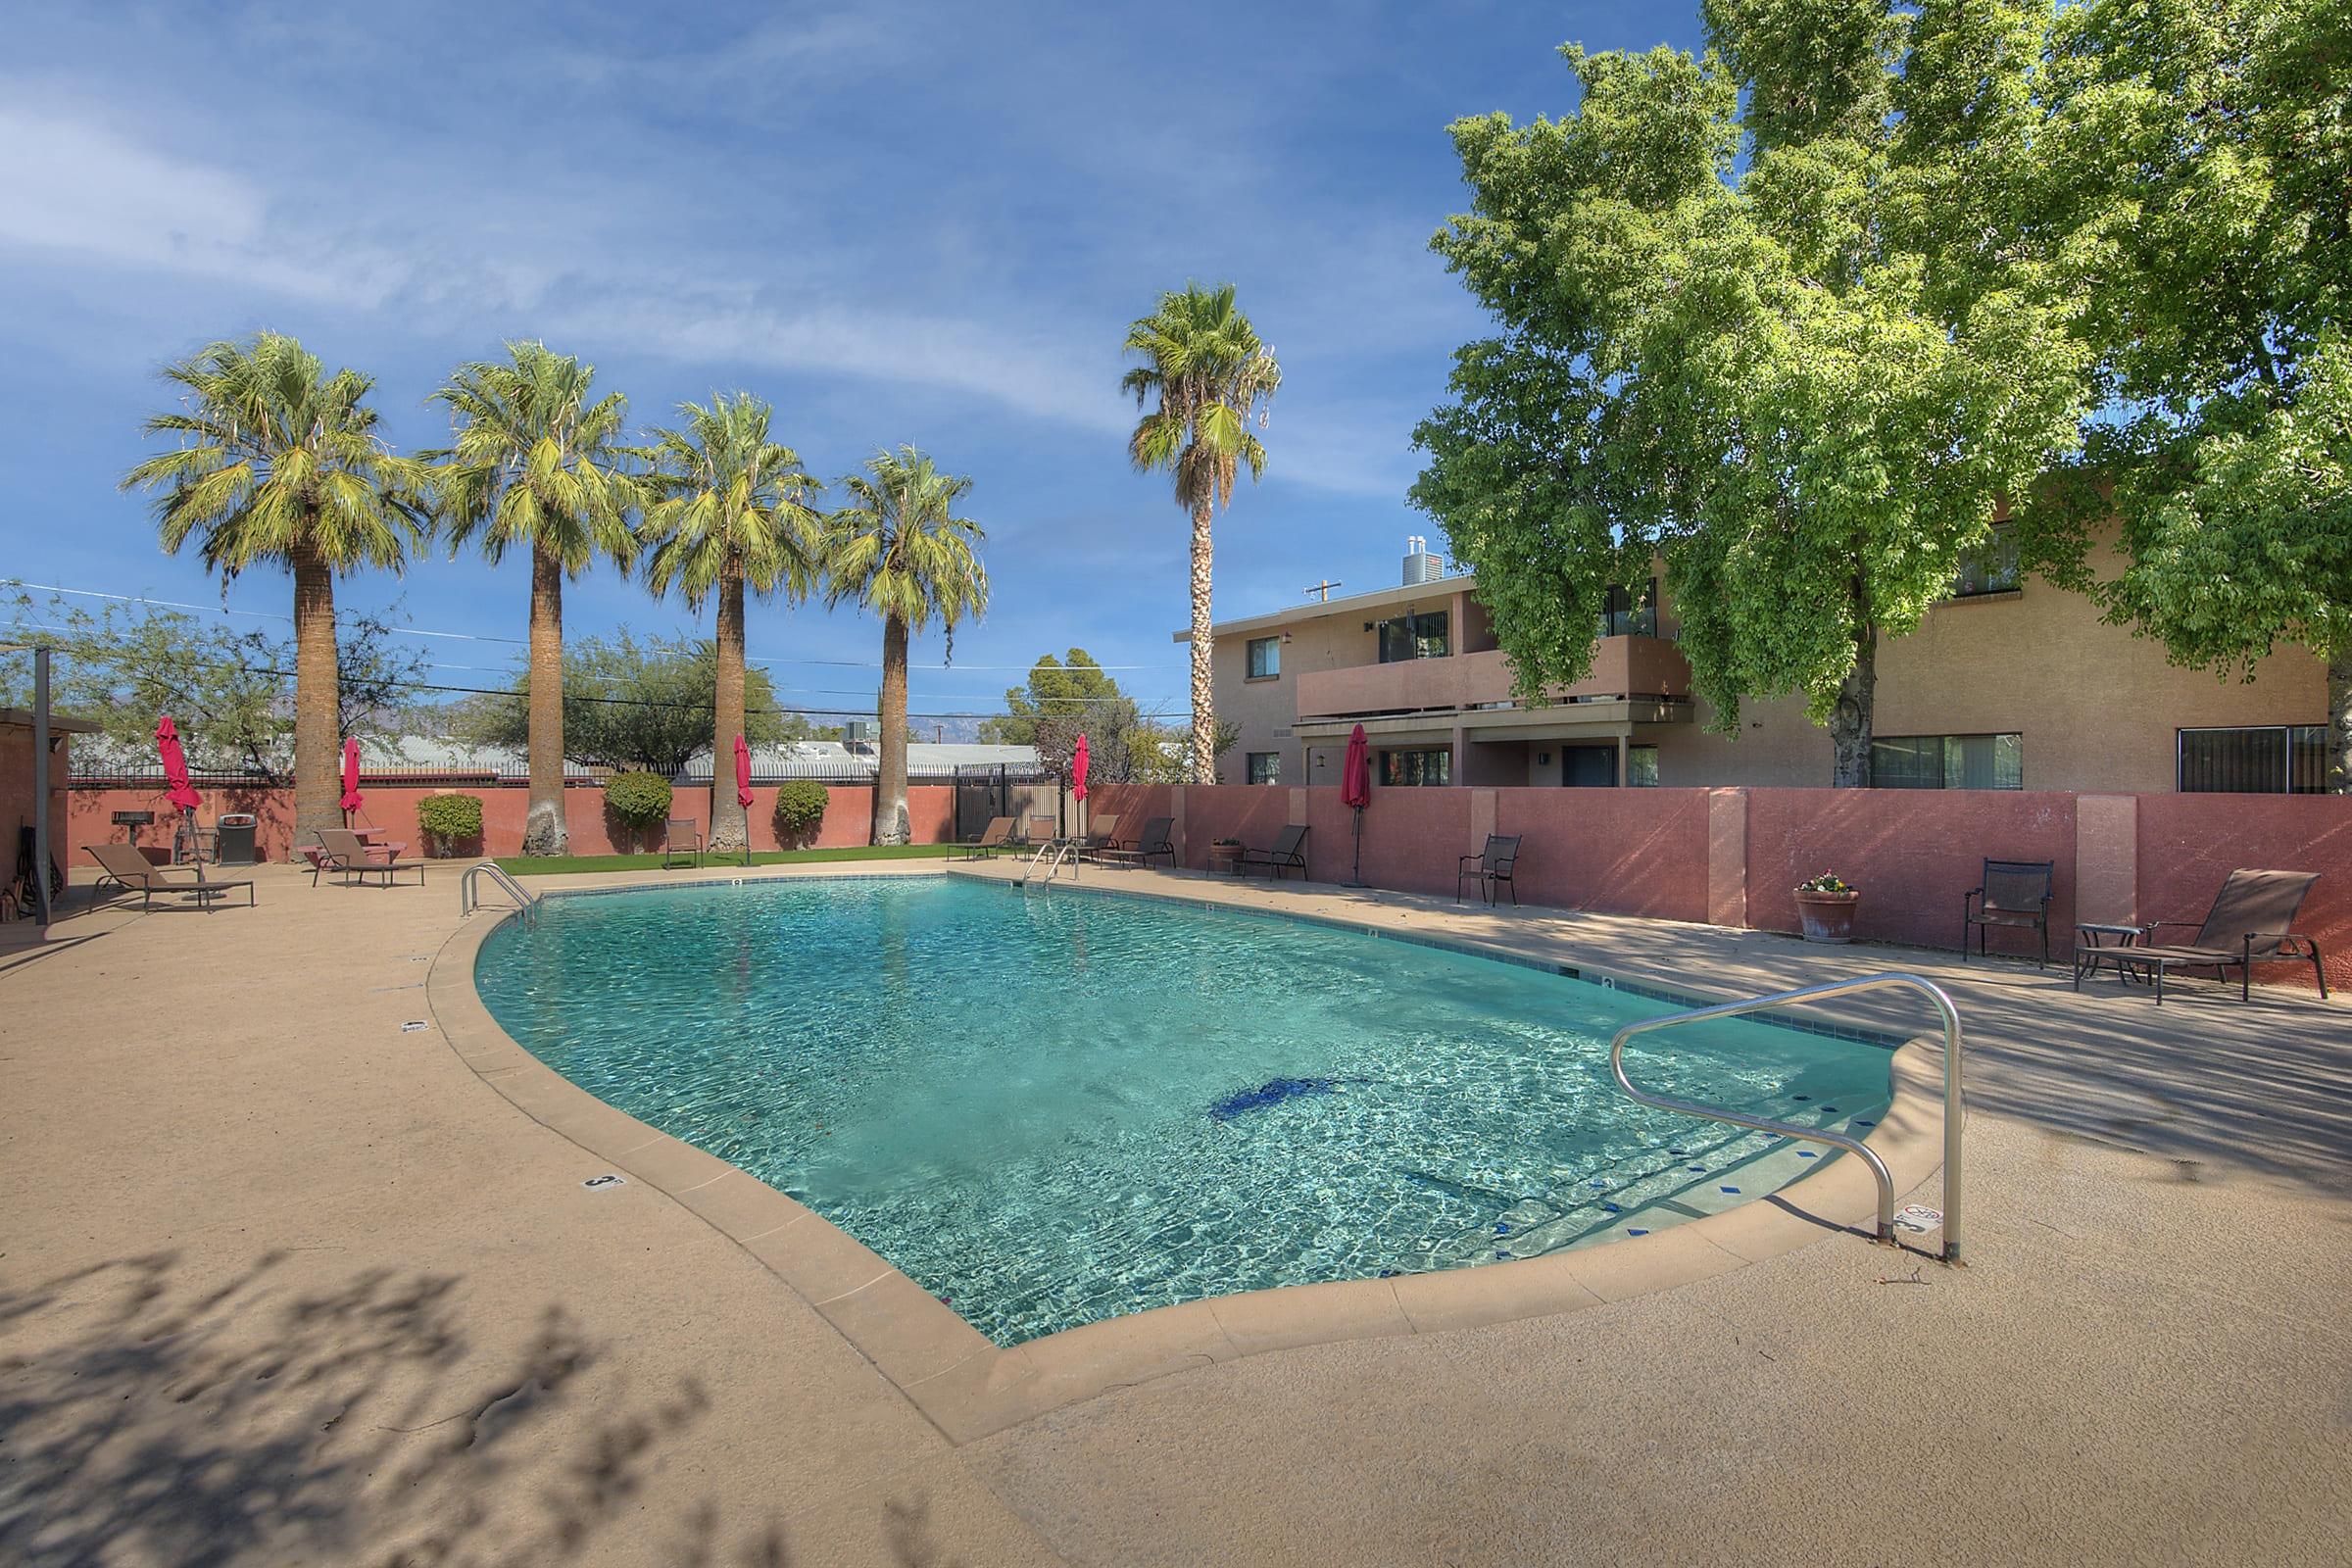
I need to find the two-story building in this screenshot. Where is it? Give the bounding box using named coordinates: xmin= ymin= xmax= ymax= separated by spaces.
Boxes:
xmin=1188 ymin=539 xmax=2328 ymax=795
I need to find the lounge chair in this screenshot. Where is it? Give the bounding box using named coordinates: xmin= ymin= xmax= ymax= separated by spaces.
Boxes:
xmin=662 ymin=817 xmax=704 ymax=868
xmin=1017 ymin=815 xmax=1060 ymax=849
xmin=315 ymin=828 xmax=426 ymax=888
xmin=1095 ymin=815 xmax=1174 ymax=870
xmin=1237 ymin=823 xmax=1309 ymax=880
xmin=2073 ymin=868 xmax=2326 ymax=1004
xmin=959 ymin=816 xmax=1016 ymax=859
xmin=1074 ymin=813 xmax=1121 ymax=860
xmin=86 ymin=842 xmax=254 ymax=910
xmin=1962 ymin=858 xmax=2054 ymax=967
xmin=1458 ymin=835 xmax=1521 ymax=906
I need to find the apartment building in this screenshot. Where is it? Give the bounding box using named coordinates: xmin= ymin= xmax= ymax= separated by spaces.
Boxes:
xmin=1189 ymin=538 xmax=2328 ymax=795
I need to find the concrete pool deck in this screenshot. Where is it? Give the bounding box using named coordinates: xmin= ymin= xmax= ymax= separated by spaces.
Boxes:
xmin=5 ymin=859 xmax=2349 ymax=1564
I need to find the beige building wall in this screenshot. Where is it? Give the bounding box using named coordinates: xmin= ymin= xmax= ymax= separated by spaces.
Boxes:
xmin=1203 ymin=535 xmax=2327 ymax=795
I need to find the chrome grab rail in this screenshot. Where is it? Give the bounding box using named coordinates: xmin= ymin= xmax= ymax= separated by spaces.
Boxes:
xmin=1607 ymin=973 xmax=1964 ymax=1261
xmin=1014 ymin=838 xmax=1077 ymax=888
xmin=460 ymin=861 xmax=540 ymax=924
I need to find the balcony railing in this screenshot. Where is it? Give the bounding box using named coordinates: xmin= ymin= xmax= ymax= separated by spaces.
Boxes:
xmin=1293 ymin=636 xmax=1690 ymax=721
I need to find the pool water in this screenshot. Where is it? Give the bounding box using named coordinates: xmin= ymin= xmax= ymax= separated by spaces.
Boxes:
xmin=475 ymin=876 xmax=1894 ymax=1345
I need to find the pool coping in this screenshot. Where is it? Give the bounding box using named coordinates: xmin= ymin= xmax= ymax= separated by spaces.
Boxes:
xmin=426 ymin=861 xmax=1951 ymax=1446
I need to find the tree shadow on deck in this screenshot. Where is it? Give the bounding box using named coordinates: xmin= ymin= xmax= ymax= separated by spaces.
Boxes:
xmin=0 ymin=1251 xmax=970 ymax=1567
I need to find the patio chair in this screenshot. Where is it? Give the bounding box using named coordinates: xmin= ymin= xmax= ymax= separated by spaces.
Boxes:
xmin=1962 ymin=858 xmax=2055 ymax=967
xmin=1095 ymin=815 xmax=1174 ymax=870
xmin=2073 ymin=868 xmax=2326 ymax=1004
xmin=315 ymin=828 xmax=426 ymax=889
xmin=1458 ymin=835 xmax=1521 ymax=906
xmin=959 ymin=816 xmax=1016 ymax=859
xmin=1237 ymin=823 xmax=1309 ymax=880
xmin=86 ymin=842 xmax=255 ymax=911
xmin=662 ymin=817 xmax=704 ymax=868
xmin=1074 ymin=813 xmax=1121 ymax=860
xmin=1019 ymin=815 xmax=1060 ymax=849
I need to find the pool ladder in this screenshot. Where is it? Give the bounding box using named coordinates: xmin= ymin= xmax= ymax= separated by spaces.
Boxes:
xmin=1608 ymin=973 xmax=1964 ymax=1261
xmin=1013 ymin=838 xmax=1079 ymax=889
xmin=460 ymin=861 xmax=541 ymax=926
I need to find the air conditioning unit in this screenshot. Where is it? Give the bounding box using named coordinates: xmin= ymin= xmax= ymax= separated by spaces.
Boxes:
xmin=844 ymin=719 xmax=876 ymax=746
xmin=1401 ymin=535 xmax=1446 ymax=585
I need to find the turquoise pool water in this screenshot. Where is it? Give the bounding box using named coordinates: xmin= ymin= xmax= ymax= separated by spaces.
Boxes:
xmin=474 ymin=876 xmax=1894 ymax=1345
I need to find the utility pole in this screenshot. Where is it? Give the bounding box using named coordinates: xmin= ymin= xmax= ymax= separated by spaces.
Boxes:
xmin=32 ymin=646 xmax=52 ymax=926
xmin=1304 ymin=579 xmax=1344 ymax=603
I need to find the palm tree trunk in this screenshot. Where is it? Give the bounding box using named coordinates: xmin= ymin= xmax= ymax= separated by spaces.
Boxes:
xmin=872 ymin=612 xmax=910 ymax=845
xmin=524 ymin=542 xmax=568 ymax=856
xmin=290 ymin=543 xmax=340 ymax=847
xmin=711 ymin=567 xmax=749 ymax=850
xmin=1188 ymin=498 xmax=1216 ymax=783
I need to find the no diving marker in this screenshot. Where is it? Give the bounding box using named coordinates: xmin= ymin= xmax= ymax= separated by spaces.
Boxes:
xmin=582 ymin=1173 xmax=627 ymax=1191
xmin=1892 ymin=1203 xmax=1942 ymax=1235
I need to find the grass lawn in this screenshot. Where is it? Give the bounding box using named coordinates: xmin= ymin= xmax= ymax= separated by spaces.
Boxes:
xmin=496 ymin=844 xmax=970 ymax=876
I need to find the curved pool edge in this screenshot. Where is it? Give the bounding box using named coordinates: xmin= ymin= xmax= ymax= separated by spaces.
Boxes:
xmin=426 ymin=863 xmax=1949 ymax=1446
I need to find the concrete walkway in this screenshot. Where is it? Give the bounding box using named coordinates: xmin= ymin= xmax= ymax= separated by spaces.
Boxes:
xmin=3 ymin=861 xmax=2348 ymax=1566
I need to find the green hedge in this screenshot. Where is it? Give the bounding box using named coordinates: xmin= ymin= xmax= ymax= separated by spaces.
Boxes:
xmin=772 ymin=780 xmax=830 ymax=847
xmin=604 ymin=771 xmax=674 ymax=852
xmin=416 ymin=793 xmax=484 ymax=857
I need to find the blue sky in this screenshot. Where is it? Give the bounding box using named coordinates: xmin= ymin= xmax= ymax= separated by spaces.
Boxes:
xmin=1 ymin=1 xmax=1702 ymax=723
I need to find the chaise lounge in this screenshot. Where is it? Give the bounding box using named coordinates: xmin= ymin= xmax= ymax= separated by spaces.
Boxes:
xmin=314 ymin=828 xmax=427 ymax=888
xmin=2073 ymin=867 xmax=2326 ymax=1004
xmin=87 ymin=842 xmax=255 ymax=910
xmin=1236 ymin=823 xmax=1309 ymax=880
xmin=1095 ymin=816 xmax=1174 ymax=870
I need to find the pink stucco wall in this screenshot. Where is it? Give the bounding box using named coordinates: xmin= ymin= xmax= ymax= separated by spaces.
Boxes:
xmin=1493 ymin=788 xmax=1712 ymax=922
xmin=1 ymin=724 xmax=72 ymax=881
xmin=2135 ymin=794 xmax=2352 ymax=991
xmin=1179 ymin=786 xmax=1297 ymax=870
xmin=66 ymin=782 xmax=957 ymax=863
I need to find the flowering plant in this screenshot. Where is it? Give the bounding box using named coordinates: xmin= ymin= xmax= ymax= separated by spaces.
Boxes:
xmin=1795 ymin=871 xmax=1856 ymax=895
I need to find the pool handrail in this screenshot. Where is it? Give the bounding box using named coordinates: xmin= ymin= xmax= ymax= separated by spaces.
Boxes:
xmin=460 ymin=861 xmax=540 ymax=926
xmin=1607 ymin=972 xmax=1963 ymax=1261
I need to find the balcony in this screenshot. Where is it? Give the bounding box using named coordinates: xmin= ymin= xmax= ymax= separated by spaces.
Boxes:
xmin=1294 ymin=637 xmax=1690 ymax=721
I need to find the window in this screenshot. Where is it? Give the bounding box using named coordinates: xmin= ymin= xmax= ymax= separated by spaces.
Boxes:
xmin=1246 ymin=637 xmax=1280 ymax=679
xmin=2179 ymin=726 xmax=2328 ymax=794
xmin=1246 ymin=751 xmax=1282 ymax=785
xmin=1380 ymin=748 xmax=1452 ymax=786
xmin=1872 ymin=733 xmax=2024 ymax=790
xmin=1950 ymin=530 xmax=2021 ymax=598
xmin=1600 ymin=580 xmax=1659 ymax=638
xmin=1627 ymin=744 xmax=1660 ymax=787
xmin=1377 ymin=611 xmax=1449 ymax=663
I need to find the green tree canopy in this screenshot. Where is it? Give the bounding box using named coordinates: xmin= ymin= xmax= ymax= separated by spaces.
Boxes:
xmin=449 ymin=628 xmax=787 ymax=777
xmin=978 ymin=650 xmax=1127 ymax=747
xmin=1412 ymin=5 xmax=2090 ymax=785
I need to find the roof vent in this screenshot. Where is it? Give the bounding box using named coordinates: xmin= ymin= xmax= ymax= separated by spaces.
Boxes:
xmin=1402 ymin=535 xmax=1446 ymax=585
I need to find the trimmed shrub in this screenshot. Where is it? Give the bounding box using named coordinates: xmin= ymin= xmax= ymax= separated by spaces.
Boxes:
xmin=416 ymin=792 xmax=484 ymax=858
xmin=604 ymin=771 xmax=674 ymax=852
xmin=773 ymin=780 xmax=831 ymax=848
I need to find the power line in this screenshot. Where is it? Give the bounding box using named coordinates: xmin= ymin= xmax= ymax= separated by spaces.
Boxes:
xmin=9 ymin=580 xmax=1183 ymax=672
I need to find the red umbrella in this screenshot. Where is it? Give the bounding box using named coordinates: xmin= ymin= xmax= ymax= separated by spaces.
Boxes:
xmin=1071 ymin=733 xmax=1090 ymax=802
xmin=340 ymin=736 xmax=365 ymax=817
xmin=1340 ymin=722 xmax=1370 ymax=888
xmin=156 ymin=715 xmax=202 ymax=812
xmin=733 ymin=734 xmax=754 ymax=808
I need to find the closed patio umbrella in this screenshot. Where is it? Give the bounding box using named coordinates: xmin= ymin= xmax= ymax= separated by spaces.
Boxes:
xmin=340 ymin=736 xmax=365 ymax=821
xmin=1341 ymin=722 xmax=1370 ymax=888
xmin=733 ymin=734 xmax=754 ymax=866
xmin=1072 ymin=732 xmax=1089 ymax=838
xmin=157 ymin=714 xmax=203 ymax=865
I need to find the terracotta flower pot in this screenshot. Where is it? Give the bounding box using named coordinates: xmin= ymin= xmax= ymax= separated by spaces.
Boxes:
xmin=1794 ymin=890 xmax=1861 ymax=944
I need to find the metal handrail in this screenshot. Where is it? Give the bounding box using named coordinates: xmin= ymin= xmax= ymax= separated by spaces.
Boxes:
xmin=460 ymin=861 xmax=539 ymax=924
xmin=1013 ymin=838 xmax=1078 ymax=888
xmin=1608 ymin=973 xmax=1964 ymax=1261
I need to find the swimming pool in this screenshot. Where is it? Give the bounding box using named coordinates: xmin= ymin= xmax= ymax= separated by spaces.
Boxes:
xmin=474 ymin=875 xmax=1895 ymax=1345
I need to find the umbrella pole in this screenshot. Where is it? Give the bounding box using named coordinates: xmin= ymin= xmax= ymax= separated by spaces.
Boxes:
xmin=1344 ymin=804 xmax=1366 ymax=889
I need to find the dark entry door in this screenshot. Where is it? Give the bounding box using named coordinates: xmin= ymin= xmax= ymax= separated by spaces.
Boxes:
xmin=1561 ymin=745 xmax=1618 ymax=787
xmin=954 ymin=764 xmax=1009 ymax=840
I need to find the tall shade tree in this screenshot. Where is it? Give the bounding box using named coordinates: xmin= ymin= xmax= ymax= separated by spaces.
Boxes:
xmin=1412 ymin=6 xmax=2088 ymax=785
xmin=640 ymin=393 xmax=827 ymax=850
xmin=825 ymin=447 xmax=988 ymax=844
xmin=121 ymin=332 xmax=430 ymax=843
xmin=1121 ymin=283 xmax=1281 ymax=783
xmin=1976 ymin=0 xmax=2352 ymax=789
xmin=427 ymin=342 xmax=640 ymax=855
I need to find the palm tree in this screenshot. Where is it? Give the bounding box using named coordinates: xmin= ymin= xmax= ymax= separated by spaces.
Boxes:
xmin=426 ymin=342 xmax=639 ymax=857
xmin=1121 ymin=282 xmax=1281 ymax=782
xmin=826 ymin=447 xmax=988 ymax=844
xmin=641 ymin=394 xmax=827 ymax=852
xmin=122 ymin=332 xmax=430 ymax=846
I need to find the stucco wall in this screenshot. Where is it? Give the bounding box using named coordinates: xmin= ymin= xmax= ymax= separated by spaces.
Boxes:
xmin=65 ymin=783 xmax=958 ymax=863
xmin=1 ymin=722 xmax=72 ymax=883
